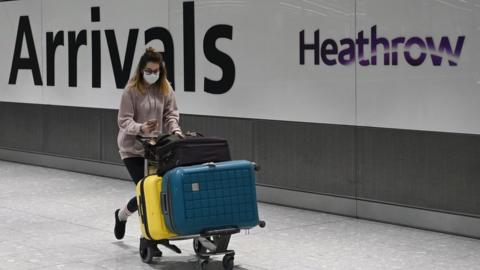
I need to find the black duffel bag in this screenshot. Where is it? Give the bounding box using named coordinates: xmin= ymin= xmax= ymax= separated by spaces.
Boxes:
xmin=138 ymin=132 xmax=231 ymax=176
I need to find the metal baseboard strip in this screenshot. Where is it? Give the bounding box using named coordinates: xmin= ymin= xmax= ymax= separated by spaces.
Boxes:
xmin=256 ymin=185 xmax=357 ymax=217
xmin=0 ymin=148 xmax=130 ymax=180
xmin=357 ymin=200 xmax=480 ymax=239
xmin=2 ymin=149 xmax=479 ymax=239
xmin=257 ymin=185 xmax=480 ymax=239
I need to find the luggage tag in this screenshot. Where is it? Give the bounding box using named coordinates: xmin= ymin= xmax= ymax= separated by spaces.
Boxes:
xmin=192 ymin=183 xmax=200 ymax=192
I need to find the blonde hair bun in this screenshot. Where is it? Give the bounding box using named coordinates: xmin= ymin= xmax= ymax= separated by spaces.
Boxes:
xmin=146 ymin=47 xmax=156 ymax=53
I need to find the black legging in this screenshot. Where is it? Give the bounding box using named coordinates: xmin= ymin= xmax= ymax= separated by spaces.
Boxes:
xmin=123 ymin=157 xmax=145 ymax=213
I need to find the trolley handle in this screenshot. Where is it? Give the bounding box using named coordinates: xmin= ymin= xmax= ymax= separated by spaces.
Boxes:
xmin=136 ymin=131 xmax=203 ymax=146
xmin=135 ymin=135 xmax=157 ymax=144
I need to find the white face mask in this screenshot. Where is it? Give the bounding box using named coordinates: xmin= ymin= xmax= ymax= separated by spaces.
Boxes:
xmin=143 ymin=72 xmax=159 ymax=85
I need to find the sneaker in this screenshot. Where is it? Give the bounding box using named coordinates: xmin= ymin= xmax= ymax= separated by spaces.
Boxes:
xmin=114 ymin=209 xmax=127 ymax=240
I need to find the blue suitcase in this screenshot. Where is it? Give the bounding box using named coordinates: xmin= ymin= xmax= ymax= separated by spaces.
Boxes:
xmin=161 ymin=160 xmax=260 ymax=236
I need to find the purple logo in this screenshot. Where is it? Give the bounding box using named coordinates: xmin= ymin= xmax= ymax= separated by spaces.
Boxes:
xmin=300 ymin=25 xmax=465 ymax=66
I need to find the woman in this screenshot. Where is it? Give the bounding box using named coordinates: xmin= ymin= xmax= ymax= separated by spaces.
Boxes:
xmin=114 ymin=47 xmax=182 ymax=240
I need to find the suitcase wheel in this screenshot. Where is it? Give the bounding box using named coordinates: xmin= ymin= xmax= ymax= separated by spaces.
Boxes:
xmin=139 ymin=238 xmax=162 ymax=264
xmin=139 ymin=245 xmax=154 ymax=264
xmin=222 ymin=254 xmax=234 ymax=270
xmin=259 ymin=220 xmax=266 ymax=228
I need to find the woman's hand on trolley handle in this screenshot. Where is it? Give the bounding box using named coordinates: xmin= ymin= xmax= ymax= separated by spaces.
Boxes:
xmin=173 ymin=130 xmax=185 ymax=138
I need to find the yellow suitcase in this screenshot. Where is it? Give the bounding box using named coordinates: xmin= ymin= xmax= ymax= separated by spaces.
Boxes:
xmin=136 ymin=175 xmax=177 ymax=240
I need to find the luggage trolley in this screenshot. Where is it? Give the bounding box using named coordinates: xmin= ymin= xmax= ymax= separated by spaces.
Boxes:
xmin=137 ymin=136 xmax=266 ymax=270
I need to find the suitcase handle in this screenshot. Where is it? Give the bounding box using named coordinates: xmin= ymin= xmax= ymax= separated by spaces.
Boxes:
xmin=205 ymin=162 xmax=216 ymax=168
xmin=137 ymin=195 xmax=143 ymax=221
xmin=161 ymin=193 xmax=169 ymax=215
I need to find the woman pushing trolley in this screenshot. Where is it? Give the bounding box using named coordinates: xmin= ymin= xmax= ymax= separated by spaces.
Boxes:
xmin=115 ymin=47 xmax=265 ymax=270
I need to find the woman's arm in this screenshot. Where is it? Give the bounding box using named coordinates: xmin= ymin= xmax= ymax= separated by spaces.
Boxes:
xmin=163 ymin=85 xmax=181 ymax=134
xmin=118 ymin=90 xmax=143 ymax=135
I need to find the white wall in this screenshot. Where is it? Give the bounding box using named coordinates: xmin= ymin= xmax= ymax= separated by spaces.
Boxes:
xmin=1 ymin=0 xmax=479 ymax=134
xmin=356 ymin=0 xmax=480 ymax=134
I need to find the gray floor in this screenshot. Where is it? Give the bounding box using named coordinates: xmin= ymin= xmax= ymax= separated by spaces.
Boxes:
xmin=1 ymin=161 xmax=480 ymax=270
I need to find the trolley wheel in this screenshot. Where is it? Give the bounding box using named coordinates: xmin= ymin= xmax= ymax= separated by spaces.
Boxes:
xmin=193 ymin=238 xmax=202 ymax=254
xmin=222 ymin=254 xmax=234 ymax=270
xmin=200 ymin=259 xmax=209 ymax=270
xmin=193 ymin=238 xmax=209 ymax=256
xmin=139 ymin=246 xmax=154 ymax=264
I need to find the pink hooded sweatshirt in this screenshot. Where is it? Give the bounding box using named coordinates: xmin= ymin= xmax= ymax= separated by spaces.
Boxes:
xmin=117 ymin=84 xmax=181 ymax=160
